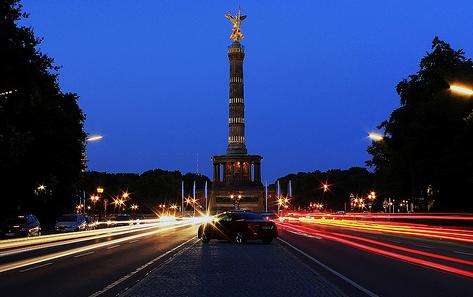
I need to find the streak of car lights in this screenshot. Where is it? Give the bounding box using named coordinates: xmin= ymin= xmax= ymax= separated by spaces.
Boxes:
xmin=0 ymin=218 xmax=202 ymax=273
xmin=281 ymin=222 xmax=473 ymax=266
xmin=294 ymin=212 xmax=473 ymax=221
xmin=0 ymin=217 xmax=204 ymax=254
xmin=306 ymin=218 xmax=473 ymax=238
xmin=277 ymin=222 xmax=473 ymax=279
xmin=288 ymin=217 xmax=473 ymax=243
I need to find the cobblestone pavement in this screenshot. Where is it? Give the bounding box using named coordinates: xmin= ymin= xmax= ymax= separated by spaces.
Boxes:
xmin=123 ymin=239 xmax=346 ymax=297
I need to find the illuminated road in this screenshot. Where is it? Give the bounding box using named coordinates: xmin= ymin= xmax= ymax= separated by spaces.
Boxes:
xmin=0 ymin=220 xmax=199 ymax=297
xmin=277 ymin=217 xmax=473 ymax=297
xmin=1 ymin=216 xmax=472 ymax=297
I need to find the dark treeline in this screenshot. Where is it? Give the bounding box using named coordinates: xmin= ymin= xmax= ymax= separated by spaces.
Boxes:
xmin=367 ymin=38 xmax=473 ymax=212
xmin=1 ymin=1 xmax=86 ymax=222
xmin=273 ymin=167 xmax=374 ymax=211
xmin=81 ymin=170 xmax=210 ymax=213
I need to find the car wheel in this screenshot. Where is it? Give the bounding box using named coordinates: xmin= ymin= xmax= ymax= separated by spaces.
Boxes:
xmin=234 ymin=232 xmax=246 ymax=244
xmin=198 ymin=226 xmax=203 ymax=238
xmin=262 ymin=237 xmax=272 ymax=244
xmin=201 ymin=233 xmax=210 ymax=244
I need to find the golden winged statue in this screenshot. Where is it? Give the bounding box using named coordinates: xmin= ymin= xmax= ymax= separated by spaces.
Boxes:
xmin=225 ymin=8 xmax=247 ymax=42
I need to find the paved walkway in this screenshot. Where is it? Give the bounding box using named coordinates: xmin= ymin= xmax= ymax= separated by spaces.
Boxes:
xmin=123 ymin=239 xmax=345 ymax=297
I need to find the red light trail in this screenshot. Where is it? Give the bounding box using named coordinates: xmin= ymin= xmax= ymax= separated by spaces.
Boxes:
xmin=277 ymin=221 xmax=473 ymax=279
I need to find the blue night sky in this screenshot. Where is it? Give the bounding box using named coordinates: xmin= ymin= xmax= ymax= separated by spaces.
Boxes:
xmin=22 ymin=1 xmax=473 ymax=182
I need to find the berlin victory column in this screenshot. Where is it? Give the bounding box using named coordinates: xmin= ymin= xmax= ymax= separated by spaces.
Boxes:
xmin=209 ymin=8 xmax=265 ymax=212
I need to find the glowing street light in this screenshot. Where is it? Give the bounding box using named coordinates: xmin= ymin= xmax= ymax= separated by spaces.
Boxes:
xmin=90 ymin=195 xmax=100 ymax=203
xmin=277 ymin=197 xmax=284 ymax=206
xmin=122 ymin=191 xmax=129 ymax=199
xmin=97 ymin=187 xmax=104 ymax=194
xmin=322 ymin=183 xmax=329 ymax=192
xmin=368 ymin=131 xmax=384 ymax=142
xmin=37 ymin=184 xmax=46 ymax=191
xmin=86 ymin=134 xmax=104 ymax=142
xmin=449 ymin=84 xmax=473 ymax=96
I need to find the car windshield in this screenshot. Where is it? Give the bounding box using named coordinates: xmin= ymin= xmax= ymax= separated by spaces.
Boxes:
xmin=233 ymin=212 xmax=263 ymax=220
xmin=57 ymin=215 xmax=78 ymax=222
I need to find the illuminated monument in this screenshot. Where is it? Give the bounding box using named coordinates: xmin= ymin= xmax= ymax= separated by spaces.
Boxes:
xmin=209 ymin=8 xmax=264 ymax=212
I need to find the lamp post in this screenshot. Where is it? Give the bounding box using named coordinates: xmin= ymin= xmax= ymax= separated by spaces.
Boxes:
xmin=368 ymin=131 xmax=384 ymax=142
xmin=96 ymin=187 xmax=105 ymax=217
xmin=449 ymin=84 xmax=473 ymax=96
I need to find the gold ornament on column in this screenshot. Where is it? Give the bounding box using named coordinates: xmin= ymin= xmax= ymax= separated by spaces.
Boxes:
xmin=225 ymin=7 xmax=247 ymax=42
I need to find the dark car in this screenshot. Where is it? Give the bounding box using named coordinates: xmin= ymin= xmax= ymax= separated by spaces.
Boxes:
xmin=115 ymin=214 xmax=132 ymax=226
xmin=1 ymin=214 xmax=41 ymax=238
xmin=197 ymin=211 xmax=277 ymax=244
xmin=55 ymin=214 xmax=88 ymax=232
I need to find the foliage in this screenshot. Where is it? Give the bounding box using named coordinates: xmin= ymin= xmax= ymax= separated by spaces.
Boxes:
xmin=274 ymin=167 xmax=374 ymax=211
xmin=0 ymin=1 xmax=86 ymax=221
xmin=367 ymin=37 xmax=473 ymax=211
xmin=81 ymin=170 xmax=210 ymax=213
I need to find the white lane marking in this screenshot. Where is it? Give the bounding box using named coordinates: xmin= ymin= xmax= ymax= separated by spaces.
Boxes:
xmin=19 ymin=262 xmax=53 ymax=273
xmin=74 ymin=251 xmax=95 ymax=258
xmin=106 ymin=245 xmax=121 ymax=250
xmin=128 ymin=240 xmax=139 ymax=244
xmin=454 ymin=250 xmax=473 ymax=256
xmin=88 ymin=237 xmax=196 ymax=297
xmin=278 ymin=238 xmax=379 ymax=297
xmin=286 ymin=229 xmax=322 ymax=240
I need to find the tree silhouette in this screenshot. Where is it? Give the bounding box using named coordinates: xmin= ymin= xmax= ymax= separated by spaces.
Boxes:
xmin=367 ymin=37 xmax=473 ymax=211
xmin=0 ymin=1 xmax=86 ymax=221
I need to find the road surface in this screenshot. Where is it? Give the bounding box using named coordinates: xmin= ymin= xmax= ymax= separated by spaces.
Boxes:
xmin=0 ymin=218 xmax=472 ymax=297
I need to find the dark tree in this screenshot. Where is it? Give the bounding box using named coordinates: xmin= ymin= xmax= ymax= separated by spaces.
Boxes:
xmin=0 ymin=1 xmax=86 ymax=222
xmin=274 ymin=167 xmax=374 ymax=211
xmin=81 ymin=170 xmax=211 ymax=214
xmin=367 ymin=37 xmax=473 ymax=211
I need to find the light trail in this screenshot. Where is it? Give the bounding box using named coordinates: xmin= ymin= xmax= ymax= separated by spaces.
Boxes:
xmin=0 ymin=222 xmax=181 ymax=255
xmin=0 ymin=219 xmax=156 ymax=246
xmin=282 ymin=222 xmax=473 ymax=266
xmin=292 ymin=217 xmax=473 ymax=243
xmin=291 ymin=212 xmax=473 ymax=221
xmin=278 ymin=222 xmax=473 ymax=279
xmin=0 ymin=219 xmax=200 ymax=273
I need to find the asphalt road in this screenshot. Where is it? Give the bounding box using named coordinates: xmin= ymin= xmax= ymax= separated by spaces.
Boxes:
xmin=277 ymin=222 xmax=473 ymax=297
xmin=0 ymin=223 xmax=197 ymax=297
xmin=123 ymin=239 xmax=346 ymax=297
xmin=1 ymin=219 xmax=472 ymax=297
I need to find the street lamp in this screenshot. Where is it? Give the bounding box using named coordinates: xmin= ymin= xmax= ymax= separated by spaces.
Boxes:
xmin=90 ymin=194 xmax=99 ymax=203
xmin=170 ymin=204 xmax=178 ymax=215
xmin=97 ymin=187 xmax=104 ymax=194
xmin=449 ymin=84 xmax=473 ymax=96
xmin=368 ymin=131 xmax=384 ymax=142
xmin=86 ymin=134 xmax=104 ymax=142
xmin=322 ymin=183 xmax=329 ymax=192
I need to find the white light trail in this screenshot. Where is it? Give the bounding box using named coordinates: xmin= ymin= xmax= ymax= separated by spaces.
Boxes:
xmin=0 ymin=219 xmax=198 ymax=273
